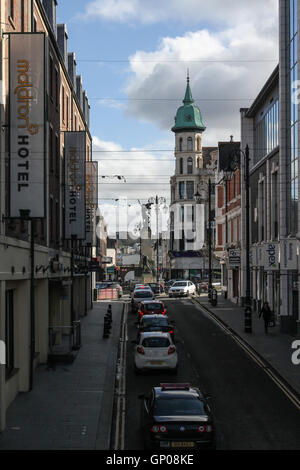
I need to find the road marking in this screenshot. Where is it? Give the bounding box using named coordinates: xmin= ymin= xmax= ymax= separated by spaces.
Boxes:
xmin=113 ymin=303 xmax=128 ymax=450
xmin=192 ymin=299 xmax=300 ymax=411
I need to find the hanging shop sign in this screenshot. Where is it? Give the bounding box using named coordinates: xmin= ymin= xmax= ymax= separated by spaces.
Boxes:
xmin=263 ymin=242 xmax=279 ymax=270
xmin=228 ymin=248 xmax=240 ymax=266
xmin=280 ymin=239 xmax=298 ymax=270
xmin=64 ymin=131 xmax=86 ymax=239
xmin=83 ymin=160 xmax=98 ymax=246
xmin=9 ymin=33 xmax=45 ymax=218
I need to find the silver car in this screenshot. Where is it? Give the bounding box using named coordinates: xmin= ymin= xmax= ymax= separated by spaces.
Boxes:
xmin=131 ymin=289 xmax=155 ymax=313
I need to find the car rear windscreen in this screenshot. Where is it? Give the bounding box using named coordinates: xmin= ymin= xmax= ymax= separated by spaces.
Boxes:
xmin=142 ymin=337 xmax=170 ymax=348
xmin=154 ymin=397 xmax=206 ymax=416
xmin=135 ymin=291 xmax=153 ymax=298
xmin=145 ymin=303 xmax=162 ymax=310
xmin=143 ymin=318 xmax=168 ymax=327
xmin=173 ymin=282 xmax=188 ymax=287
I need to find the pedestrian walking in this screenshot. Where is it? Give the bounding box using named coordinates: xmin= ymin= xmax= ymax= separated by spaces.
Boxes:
xmin=259 ymin=301 xmax=272 ymax=334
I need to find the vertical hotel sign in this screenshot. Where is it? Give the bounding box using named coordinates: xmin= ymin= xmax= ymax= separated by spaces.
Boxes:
xmin=64 ymin=132 xmax=86 ymax=239
xmin=83 ymin=161 xmax=98 ymax=246
xmin=9 ymin=33 xmax=45 ymax=218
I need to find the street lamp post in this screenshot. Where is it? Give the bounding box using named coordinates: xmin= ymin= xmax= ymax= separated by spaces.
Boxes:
xmin=231 ymin=144 xmax=252 ymax=333
xmin=148 ymin=196 xmax=166 ymax=283
xmin=244 ymin=144 xmax=252 ymax=333
xmin=194 ymin=180 xmax=213 ymax=299
xmin=222 ymin=168 xmax=233 ymax=299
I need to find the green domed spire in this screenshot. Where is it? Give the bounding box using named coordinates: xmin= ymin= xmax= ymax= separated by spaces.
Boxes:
xmin=172 ymin=74 xmax=206 ymax=133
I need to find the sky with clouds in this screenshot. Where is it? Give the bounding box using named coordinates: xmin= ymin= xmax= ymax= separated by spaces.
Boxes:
xmin=57 ymin=0 xmax=279 ymax=234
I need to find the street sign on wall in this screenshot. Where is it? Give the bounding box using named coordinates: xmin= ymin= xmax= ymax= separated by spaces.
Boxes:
xmin=9 ymin=33 xmax=45 ymax=218
xmin=280 ymin=239 xmax=298 ymax=270
xmin=228 ymin=248 xmax=240 ymax=266
xmin=64 ymin=132 xmax=86 ymax=239
xmin=83 ymin=160 xmax=98 ymax=246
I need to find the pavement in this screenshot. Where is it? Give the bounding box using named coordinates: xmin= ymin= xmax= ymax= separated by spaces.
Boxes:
xmin=0 ymin=301 xmax=123 ymax=450
xmin=194 ymin=294 xmax=300 ymax=396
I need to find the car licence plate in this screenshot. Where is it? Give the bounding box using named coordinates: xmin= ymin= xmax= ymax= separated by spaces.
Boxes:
xmin=150 ymin=361 xmax=163 ymax=365
xmin=171 ymin=442 xmax=195 ymax=448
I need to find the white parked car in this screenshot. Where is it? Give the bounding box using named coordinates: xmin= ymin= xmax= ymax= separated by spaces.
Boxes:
xmin=134 ymin=332 xmax=178 ymax=373
xmin=169 ymin=280 xmax=196 ymax=298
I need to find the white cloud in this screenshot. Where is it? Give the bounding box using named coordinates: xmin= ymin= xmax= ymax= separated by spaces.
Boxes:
xmin=81 ymin=0 xmax=278 ymax=32
xmin=93 ymin=136 xmax=173 ymax=235
xmin=124 ymin=22 xmax=278 ymax=146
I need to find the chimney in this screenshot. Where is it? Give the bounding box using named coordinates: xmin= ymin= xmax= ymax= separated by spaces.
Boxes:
xmin=76 ymin=75 xmax=83 ymax=110
xmin=42 ymin=0 xmax=57 ymax=38
xmin=68 ymin=52 xmax=77 ymax=89
xmin=57 ymin=24 xmax=68 ymax=69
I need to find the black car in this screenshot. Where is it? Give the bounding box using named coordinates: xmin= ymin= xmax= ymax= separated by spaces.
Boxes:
xmin=139 ymin=383 xmax=215 ymax=450
xmin=137 ymin=315 xmax=175 ymax=341
xmin=147 ymin=283 xmax=163 ymax=295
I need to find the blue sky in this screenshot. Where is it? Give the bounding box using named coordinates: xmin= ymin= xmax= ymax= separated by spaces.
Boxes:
xmin=56 ymin=0 xmax=278 ymax=232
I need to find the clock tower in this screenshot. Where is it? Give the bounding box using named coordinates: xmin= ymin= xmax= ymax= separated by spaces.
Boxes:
xmin=169 ymin=75 xmax=217 ymax=279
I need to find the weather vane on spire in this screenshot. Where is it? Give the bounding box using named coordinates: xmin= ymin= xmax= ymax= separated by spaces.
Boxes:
xmin=187 ymin=68 xmax=190 ymax=83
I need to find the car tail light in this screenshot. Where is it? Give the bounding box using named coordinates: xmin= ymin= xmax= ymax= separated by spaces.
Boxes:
xmin=137 ymin=346 xmax=145 ymax=355
xmin=138 ymin=311 xmax=143 ymax=317
xmin=150 ymin=425 xmax=167 ymax=433
xmin=197 ymin=425 xmax=213 ymax=433
xmin=168 ymin=346 xmax=176 ymax=355
xmin=162 ymin=309 xmax=167 ymax=315
xmin=169 ymin=330 xmax=174 ymax=335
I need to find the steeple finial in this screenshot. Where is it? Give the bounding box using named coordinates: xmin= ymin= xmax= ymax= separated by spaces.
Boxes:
xmin=183 ymin=71 xmax=193 ymax=105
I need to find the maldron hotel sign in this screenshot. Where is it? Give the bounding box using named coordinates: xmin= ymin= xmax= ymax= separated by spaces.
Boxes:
xmin=9 ymin=33 xmax=45 ymax=218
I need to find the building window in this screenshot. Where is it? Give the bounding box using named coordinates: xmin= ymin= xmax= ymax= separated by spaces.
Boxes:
xmin=21 ymin=0 xmax=25 ymax=31
xmin=49 ymin=56 xmax=53 ymax=100
xmin=186 ymin=181 xmax=194 ymax=199
xmin=287 ymin=0 xmax=298 ymax=235
xmin=5 ymin=290 xmax=14 ymax=377
xmin=55 ymin=134 xmax=59 ymax=176
xmin=50 ymin=197 xmax=54 ymax=243
xmin=49 ymin=126 xmax=53 ymax=173
xmin=187 ymin=157 xmax=193 ymax=174
xmin=55 ymin=69 xmax=59 ymax=108
xmin=33 ymin=17 xmax=37 ymax=32
xmin=8 ymin=0 xmax=14 ymax=19
xmin=56 ymin=201 xmax=59 ymax=244
xmin=66 ymin=95 xmax=69 ymax=128
xmin=179 ymin=181 xmax=185 ymax=200
xmin=187 ymin=137 xmax=193 ymax=151
xmin=179 ymin=138 xmax=183 ymax=151
xmin=62 ymin=86 xmax=65 ymax=123
xmin=179 ymin=158 xmax=183 ymax=174
xmin=254 ymin=99 xmax=279 ymax=164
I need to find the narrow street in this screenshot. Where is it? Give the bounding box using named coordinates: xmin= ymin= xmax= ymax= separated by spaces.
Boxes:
xmin=124 ymin=297 xmax=300 ymax=450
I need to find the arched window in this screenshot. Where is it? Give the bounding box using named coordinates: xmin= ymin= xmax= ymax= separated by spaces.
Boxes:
xmin=187 ymin=137 xmax=193 ymax=151
xmin=187 ymin=157 xmax=193 ymax=174
xmin=179 ymin=158 xmax=183 ymax=174
xmin=179 ymin=138 xmax=183 ymax=151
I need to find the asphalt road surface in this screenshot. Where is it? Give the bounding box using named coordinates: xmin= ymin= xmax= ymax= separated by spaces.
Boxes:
xmin=124 ymin=297 xmax=300 ymax=450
